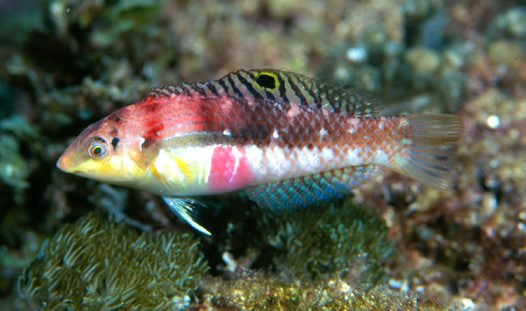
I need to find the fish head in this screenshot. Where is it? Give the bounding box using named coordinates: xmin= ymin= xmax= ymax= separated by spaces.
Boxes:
xmin=57 ymin=110 xmax=147 ymax=186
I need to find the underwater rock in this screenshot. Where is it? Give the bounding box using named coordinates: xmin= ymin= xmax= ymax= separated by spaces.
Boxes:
xmin=494 ymin=7 xmax=526 ymax=39
xmin=406 ymin=47 xmax=440 ymax=77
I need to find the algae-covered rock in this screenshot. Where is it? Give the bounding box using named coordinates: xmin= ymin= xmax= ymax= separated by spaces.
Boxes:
xmin=17 ymin=212 xmax=208 ymax=309
xmin=254 ymin=202 xmax=394 ymax=286
xmin=202 ymin=274 xmax=443 ymax=310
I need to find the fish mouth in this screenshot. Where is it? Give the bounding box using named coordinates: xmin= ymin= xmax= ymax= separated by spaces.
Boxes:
xmin=56 ymin=157 xmax=84 ymax=175
xmin=56 ymin=154 xmax=72 ymax=173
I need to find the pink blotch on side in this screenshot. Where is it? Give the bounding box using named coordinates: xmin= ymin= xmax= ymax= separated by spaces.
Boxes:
xmin=208 ymin=145 xmax=255 ymax=193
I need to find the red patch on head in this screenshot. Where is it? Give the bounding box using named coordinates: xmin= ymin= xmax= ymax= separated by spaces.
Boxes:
xmin=208 ymin=146 xmax=254 ymax=193
xmin=144 ymin=122 xmax=165 ymax=140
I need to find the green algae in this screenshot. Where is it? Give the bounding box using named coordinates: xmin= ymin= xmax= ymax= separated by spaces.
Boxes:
xmin=253 ymin=201 xmax=394 ymax=286
xmin=17 ymin=212 xmax=208 ymax=310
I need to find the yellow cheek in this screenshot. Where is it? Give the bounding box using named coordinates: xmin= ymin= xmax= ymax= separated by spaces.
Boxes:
xmin=75 ymin=158 xmax=110 ymax=174
xmin=74 ymin=156 xmax=146 ymax=182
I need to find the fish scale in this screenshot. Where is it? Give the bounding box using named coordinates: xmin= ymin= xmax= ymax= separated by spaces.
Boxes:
xmin=57 ymin=69 xmax=463 ymax=235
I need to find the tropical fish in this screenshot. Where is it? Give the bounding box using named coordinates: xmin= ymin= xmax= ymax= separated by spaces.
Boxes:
xmin=57 ymin=69 xmax=463 ymax=235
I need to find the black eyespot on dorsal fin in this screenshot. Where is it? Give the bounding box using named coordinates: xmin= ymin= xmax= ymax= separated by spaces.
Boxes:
xmin=255 ymin=73 xmax=277 ymax=89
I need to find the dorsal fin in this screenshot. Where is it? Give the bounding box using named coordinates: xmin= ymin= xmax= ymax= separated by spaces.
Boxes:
xmin=244 ymin=165 xmax=381 ymax=212
xmin=144 ymin=69 xmax=381 ymax=118
xmin=220 ymin=69 xmax=381 ymax=118
xmin=146 ymin=82 xmax=193 ymax=98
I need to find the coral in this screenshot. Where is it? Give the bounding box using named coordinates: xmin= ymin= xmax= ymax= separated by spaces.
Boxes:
xmin=17 ymin=212 xmax=208 ymax=309
xmin=200 ymin=273 xmax=443 ymax=310
xmin=253 ymin=201 xmax=394 ymax=286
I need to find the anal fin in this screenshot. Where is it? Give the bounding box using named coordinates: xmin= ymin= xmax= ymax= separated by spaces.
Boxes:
xmin=244 ymin=165 xmax=380 ymax=212
xmin=162 ymin=196 xmax=212 ymax=236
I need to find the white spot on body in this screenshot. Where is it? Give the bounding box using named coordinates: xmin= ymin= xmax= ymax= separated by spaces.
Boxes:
xmin=321 ymin=147 xmax=335 ymax=162
xmin=272 ymin=129 xmax=279 ymax=139
xmin=223 ymin=129 xmax=231 ymax=137
xmin=244 ymin=144 xmax=264 ymax=178
xmin=287 ymin=103 xmax=302 ymax=120
xmin=374 ymin=150 xmax=390 ymax=166
xmin=346 ymin=148 xmax=364 ymax=165
xmin=347 ymin=118 xmax=360 ymax=134
xmin=246 ymin=144 xmax=347 ymax=184
xmin=222 ymin=98 xmax=234 ymax=110
xmin=138 ymin=137 xmax=145 ymax=151
xmin=295 ymin=146 xmax=319 ymax=171
xmin=378 ymin=117 xmax=386 ymax=131
xmin=319 ymin=128 xmax=328 ymax=137
xmin=266 ymin=147 xmax=287 ymax=176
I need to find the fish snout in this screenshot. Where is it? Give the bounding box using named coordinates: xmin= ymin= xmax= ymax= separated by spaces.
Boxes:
xmin=56 ymin=153 xmax=72 ymax=172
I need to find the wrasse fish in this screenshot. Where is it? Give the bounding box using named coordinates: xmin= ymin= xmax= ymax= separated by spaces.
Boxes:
xmin=57 ymin=69 xmax=462 ymax=235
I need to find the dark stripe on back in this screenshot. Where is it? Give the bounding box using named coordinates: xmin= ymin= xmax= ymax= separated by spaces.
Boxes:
xmin=206 ymin=82 xmax=219 ymax=96
xmin=218 ymin=79 xmax=230 ymax=95
xmin=275 ymin=72 xmax=290 ymax=103
xmin=264 ymin=90 xmax=276 ymax=101
xmin=286 ymin=75 xmax=308 ymax=104
xmin=191 ymin=84 xmax=207 ymax=96
xmin=180 ymin=84 xmax=192 ymax=96
xmin=296 ymin=77 xmax=319 ymax=104
xmin=226 ymin=75 xmax=245 ymax=99
xmin=236 ymin=72 xmax=264 ymax=100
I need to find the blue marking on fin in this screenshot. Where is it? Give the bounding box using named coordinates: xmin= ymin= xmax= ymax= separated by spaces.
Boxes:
xmin=245 ymin=165 xmax=380 ymax=212
xmin=162 ymin=196 xmax=212 ymax=236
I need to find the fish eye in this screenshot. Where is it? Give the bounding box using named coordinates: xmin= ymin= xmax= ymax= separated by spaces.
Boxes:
xmin=88 ymin=139 xmax=108 ymax=159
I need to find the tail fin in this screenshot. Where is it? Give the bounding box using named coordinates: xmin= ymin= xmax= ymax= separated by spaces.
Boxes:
xmin=393 ymin=114 xmax=463 ymax=190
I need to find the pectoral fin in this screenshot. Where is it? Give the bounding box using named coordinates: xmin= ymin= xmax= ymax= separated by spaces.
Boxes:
xmin=162 ymin=196 xmax=212 ymax=236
